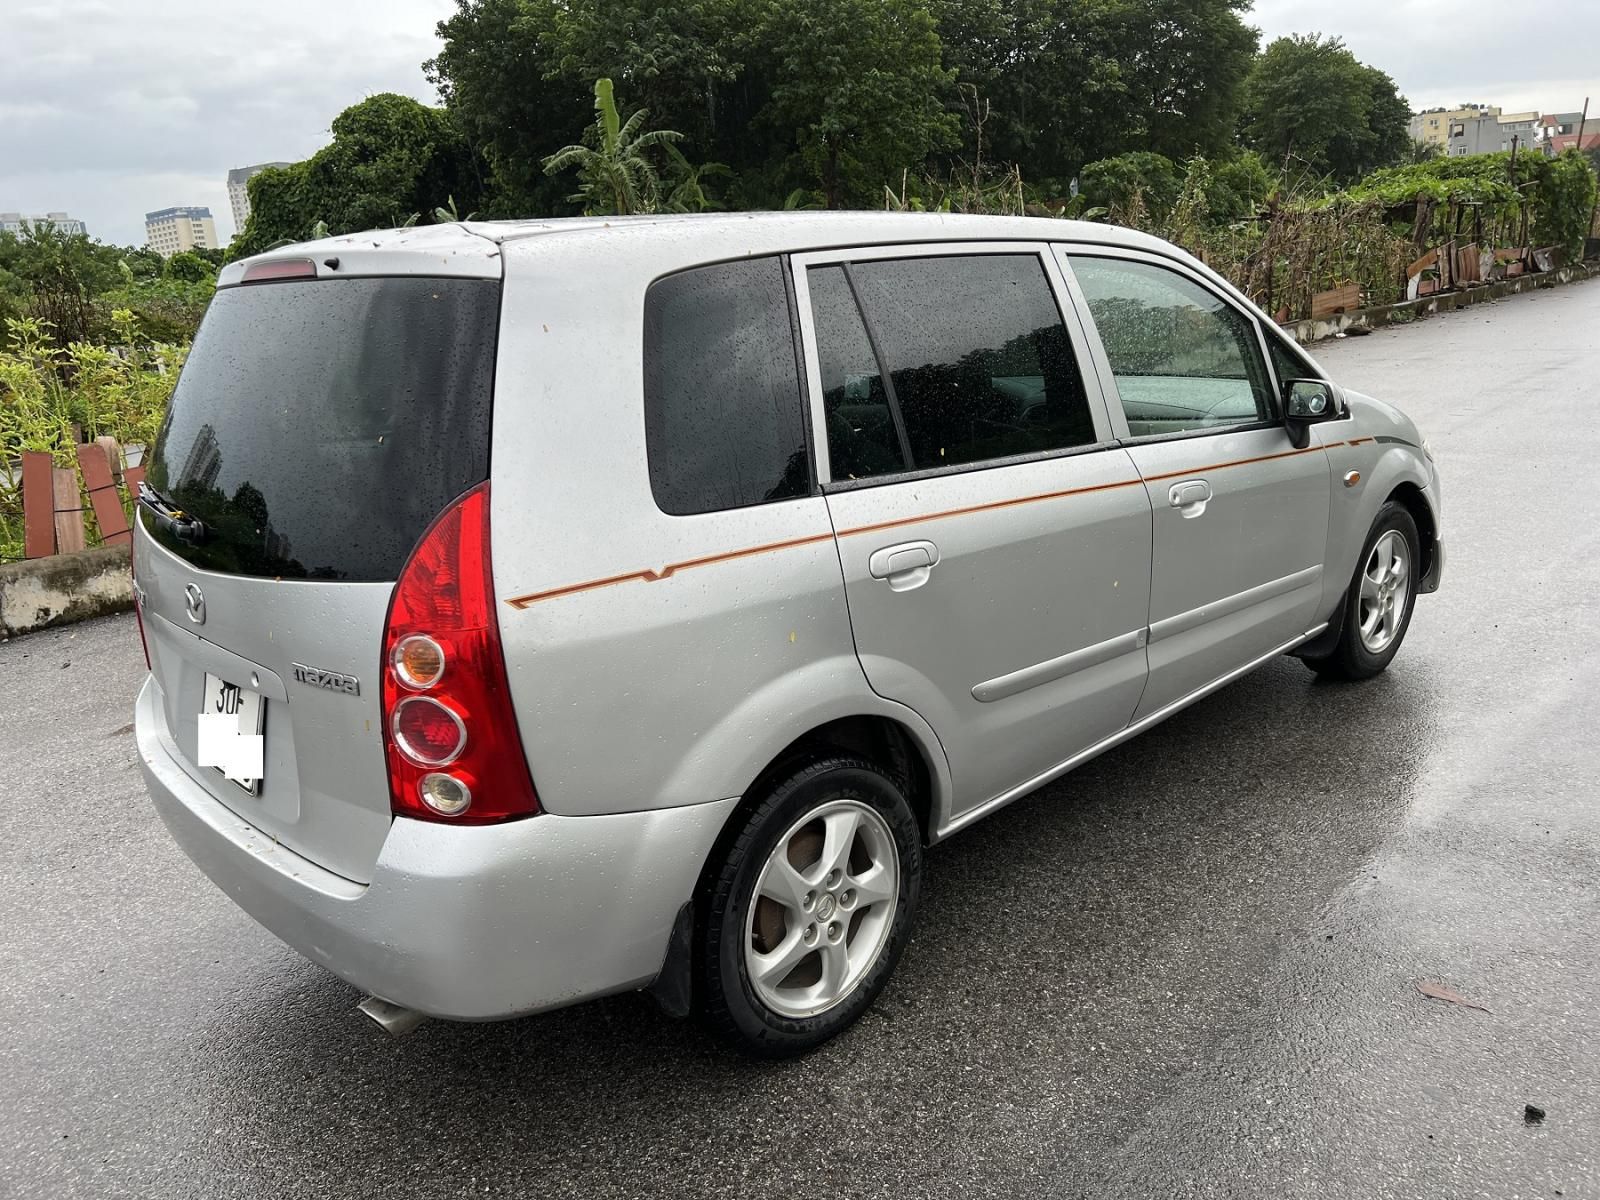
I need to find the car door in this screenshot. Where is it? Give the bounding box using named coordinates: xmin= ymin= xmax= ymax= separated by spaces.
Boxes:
xmin=1058 ymin=248 xmax=1333 ymax=719
xmin=792 ymin=244 xmax=1154 ymax=826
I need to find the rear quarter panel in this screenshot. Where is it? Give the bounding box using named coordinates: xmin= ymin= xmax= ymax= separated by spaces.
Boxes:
xmin=488 ymin=230 xmax=950 ymax=820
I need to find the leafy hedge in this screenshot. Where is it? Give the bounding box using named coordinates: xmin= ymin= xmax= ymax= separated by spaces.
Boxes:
xmin=1341 ymin=149 xmax=1597 ymax=260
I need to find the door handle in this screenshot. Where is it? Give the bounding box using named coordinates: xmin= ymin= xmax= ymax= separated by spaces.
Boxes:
xmin=1167 ymin=479 xmax=1212 ymax=518
xmin=868 ymin=540 xmax=939 ymax=591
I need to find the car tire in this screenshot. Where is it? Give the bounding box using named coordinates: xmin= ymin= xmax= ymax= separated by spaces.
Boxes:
xmin=696 ymin=755 xmax=921 ymax=1057
xmin=1304 ymin=500 xmax=1421 ymax=681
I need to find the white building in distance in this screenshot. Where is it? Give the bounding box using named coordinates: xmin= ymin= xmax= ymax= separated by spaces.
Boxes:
xmin=145 ymin=206 xmax=219 ymax=257
xmin=1 ymin=211 xmax=88 ymax=237
xmin=226 ymin=163 xmax=292 ymax=236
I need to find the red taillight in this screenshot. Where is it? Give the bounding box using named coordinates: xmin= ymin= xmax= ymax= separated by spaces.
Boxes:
xmin=380 ymin=482 xmax=539 ymax=824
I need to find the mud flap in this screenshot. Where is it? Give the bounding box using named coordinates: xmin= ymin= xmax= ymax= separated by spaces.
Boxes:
xmin=648 ymin=901 xmax=695 ymax=1019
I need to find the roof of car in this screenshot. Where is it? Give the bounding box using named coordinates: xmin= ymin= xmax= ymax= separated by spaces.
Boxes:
xmin=217 ymin=211 xmax=1175 ymax=288
xmin=461 ymin=210 xmax=1166 ymax=253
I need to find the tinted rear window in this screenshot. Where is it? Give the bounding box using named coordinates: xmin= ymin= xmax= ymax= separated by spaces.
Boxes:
xmin=643 ymin=257 xmax=811 ymax=515
xmin=145 ymin=276 xmax=499 ymax=581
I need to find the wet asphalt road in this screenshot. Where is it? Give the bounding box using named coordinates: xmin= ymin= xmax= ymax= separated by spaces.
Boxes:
xmin=3 ymin=278 xmax=1598 ymax=1199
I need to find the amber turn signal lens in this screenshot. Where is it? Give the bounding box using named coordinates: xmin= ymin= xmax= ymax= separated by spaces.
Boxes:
xmin=392 ymin=634 xmax=445 ymax=689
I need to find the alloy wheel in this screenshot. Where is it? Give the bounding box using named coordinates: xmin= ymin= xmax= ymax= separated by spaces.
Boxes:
xmin=1357 ymin=529 xmax=1410 ymax=654
xmin=744 ymin=799 xmax=900 ymax=1019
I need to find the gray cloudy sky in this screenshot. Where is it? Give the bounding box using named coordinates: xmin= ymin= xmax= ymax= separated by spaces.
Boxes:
xmin=2 ymin=0 xmax=1596 ymax=248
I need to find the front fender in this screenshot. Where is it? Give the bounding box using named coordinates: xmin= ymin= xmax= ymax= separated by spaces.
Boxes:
xmin=1314 ymin=393 xmax=1435 ymax=614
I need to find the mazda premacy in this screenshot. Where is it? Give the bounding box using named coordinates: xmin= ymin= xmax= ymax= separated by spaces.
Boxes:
xmin=134 ymin=212 xmax=1443 ymax=1055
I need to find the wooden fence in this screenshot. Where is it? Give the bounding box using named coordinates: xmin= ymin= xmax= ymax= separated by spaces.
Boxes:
xmin=17 ymin=440 xmax=144 ymax=560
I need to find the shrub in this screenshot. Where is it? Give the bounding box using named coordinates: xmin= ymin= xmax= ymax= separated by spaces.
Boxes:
xmin=1531 ymin=150 xmax=1598 ymax=261
xmin=1079 ymin=152 xmax=1183 ymax=222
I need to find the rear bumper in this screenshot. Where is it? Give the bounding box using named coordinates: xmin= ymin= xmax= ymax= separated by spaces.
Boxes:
xmin=135 ymin=677 xmax=737 ymax=1020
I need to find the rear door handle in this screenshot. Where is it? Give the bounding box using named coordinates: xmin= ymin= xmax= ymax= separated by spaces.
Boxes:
xmin=1168 ymin=479 xmax=1212 ymax=517
xmin=868 ymin=540 xmax=939 ymax=591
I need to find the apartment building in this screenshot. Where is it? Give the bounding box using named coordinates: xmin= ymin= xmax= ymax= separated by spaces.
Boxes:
xmin=226 ymin=162 xmax=292 ymax=235
xmin=0 ymin=211 xmax=88 ymax=237
xmin=1410 ymin=105 xmax=1499 ymax=148
xmin=145 ymin=206 xmax=219 ymax=258
xmin=1443 ymin=111 xmax=1539 ymax=156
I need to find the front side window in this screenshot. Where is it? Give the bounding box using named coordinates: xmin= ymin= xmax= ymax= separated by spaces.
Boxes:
xmin=1069 ymin=256 xmax=1273 ymax=438
xmin=808 ymin=253 xmax=1096 ymax=482
xmin=643 ymin=256 xmax=810 ymax=515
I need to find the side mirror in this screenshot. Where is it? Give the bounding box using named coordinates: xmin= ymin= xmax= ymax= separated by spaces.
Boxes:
xmin=1283 ymin=379 xmax=1343 ymax=448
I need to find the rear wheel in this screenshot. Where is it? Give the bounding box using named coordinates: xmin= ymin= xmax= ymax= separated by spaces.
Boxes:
xmin=697 ymin=756 xmax=921 ymax=1057
xmin=1305 ymin=501 xmax=1420 ymax=681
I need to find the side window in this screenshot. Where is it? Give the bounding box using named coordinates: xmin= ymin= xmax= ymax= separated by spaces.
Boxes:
xmin=808 ymin=254 xmax=1096 ymax=481
xmin=1266 ymin=329 xmax=1319 ymax=390
xmin=1069 ymin=256 xmax=1273 ymax=438
xmin=806 ymin=265 xmax=906 ymax=481
xmin=643 ymin=256 xmax=810 ymax=515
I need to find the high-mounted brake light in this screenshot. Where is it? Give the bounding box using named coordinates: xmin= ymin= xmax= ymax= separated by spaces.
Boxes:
xmin=380 ymin=482 xmax=539 ymax=824
xmin=241 ymin=258 xmax=317 ymax=283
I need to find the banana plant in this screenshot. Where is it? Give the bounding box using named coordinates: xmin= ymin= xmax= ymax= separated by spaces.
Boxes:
xmin=434 ymin=195 xmax=479 ymax=223
xmin=542 ymin=78 xmax=683 ymax=215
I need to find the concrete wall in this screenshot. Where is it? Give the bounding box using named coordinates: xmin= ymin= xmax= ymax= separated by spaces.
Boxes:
xmin=0 ymin=545 xmax=133 ymax=639
xmin=1286 ymin=261 xmax=1599 ymax=345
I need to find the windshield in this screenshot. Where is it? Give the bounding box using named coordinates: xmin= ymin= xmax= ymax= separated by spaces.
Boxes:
xmin=144 ymin=275 xmax=499 ymax=581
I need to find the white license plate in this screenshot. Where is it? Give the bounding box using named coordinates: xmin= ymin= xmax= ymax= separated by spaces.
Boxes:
xmin=198 ymin=673 xmax=266 ymax=795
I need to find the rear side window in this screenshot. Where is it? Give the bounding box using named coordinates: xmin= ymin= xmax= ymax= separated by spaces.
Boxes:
xmin=145 ymin=276 xmax=498 ymax=581
xmin=643 ymin=257 xmax=811 ymax=515
xmin=809 ymin=253 xmax=1096 ymax=481
xmin=806 ymin=265 xmax=907 ymax=480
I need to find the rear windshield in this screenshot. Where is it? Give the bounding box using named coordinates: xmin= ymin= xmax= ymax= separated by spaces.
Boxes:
xmin=144 ymin=276 xmax=499 ymax=581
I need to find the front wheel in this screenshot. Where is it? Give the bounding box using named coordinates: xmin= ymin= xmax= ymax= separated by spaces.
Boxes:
xmin=697 ymin=756 xmax=921 ymax=1057
xmin=1305 ymin=501 xmax=1420 ymax=681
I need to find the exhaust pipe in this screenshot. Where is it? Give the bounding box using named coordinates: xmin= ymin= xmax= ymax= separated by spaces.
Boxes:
xmin=357 ymin=995 xmax=428 ymax=1038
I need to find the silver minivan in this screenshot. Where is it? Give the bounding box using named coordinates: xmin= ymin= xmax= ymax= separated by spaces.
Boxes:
xmin=134 ymin=213 xmax=1443 ymax=1055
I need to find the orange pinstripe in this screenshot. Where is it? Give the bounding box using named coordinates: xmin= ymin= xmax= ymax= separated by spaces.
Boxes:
xmin=504 ymin=439 xmax=1353 ymax=608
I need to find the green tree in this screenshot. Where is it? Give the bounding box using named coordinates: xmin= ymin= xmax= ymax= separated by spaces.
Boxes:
xmin=1408 ymin=138 xmax=1444 ymax=163
xmin=231 ymin=93 xmax=486 ymax=257
xmin=1206 ymin=149 xmax=1272 ymax=221
xmin=1100 ymin=0 xmax=1259 ymax=162
xmin=546 ymin=0 xmax=743 ymax=156
xmin=748 ymin=0 xmax=958 ymax=207
xmin=0 ymin=224 xmax=124 ymax=346
xmin=542 ymin=78 xmax=684 ymax=214
xmin=426 ymin=0 xmax=596 ymax=215
xmin=1240 ymin=35 xmax=1410 ymax=182
xmin=162 ymin=251 xmax=216 ymax=284
xmin=1079 ymin=151 xmax=1183 ymax=220
xmin=932 ymin=0 xmax=1256 ymax=185
xmin=121 ymin=247 xmax=166 ymax=281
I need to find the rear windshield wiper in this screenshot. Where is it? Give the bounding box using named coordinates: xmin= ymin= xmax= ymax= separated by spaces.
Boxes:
xmin=137 ymin=482 xmax=208 ymax=544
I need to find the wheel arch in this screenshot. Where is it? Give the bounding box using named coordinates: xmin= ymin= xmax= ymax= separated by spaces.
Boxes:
xmin=1385 ymin=481 xmax=1436 ymax=581
xmin=652 ymin=711 xmax=944 ymax=1019
xmin=748 ymin=716 xmax=936 ymax=838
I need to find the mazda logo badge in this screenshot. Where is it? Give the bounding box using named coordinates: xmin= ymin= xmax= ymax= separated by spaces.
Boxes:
xmin=184 ymin=582 xmax=206 ymax=625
